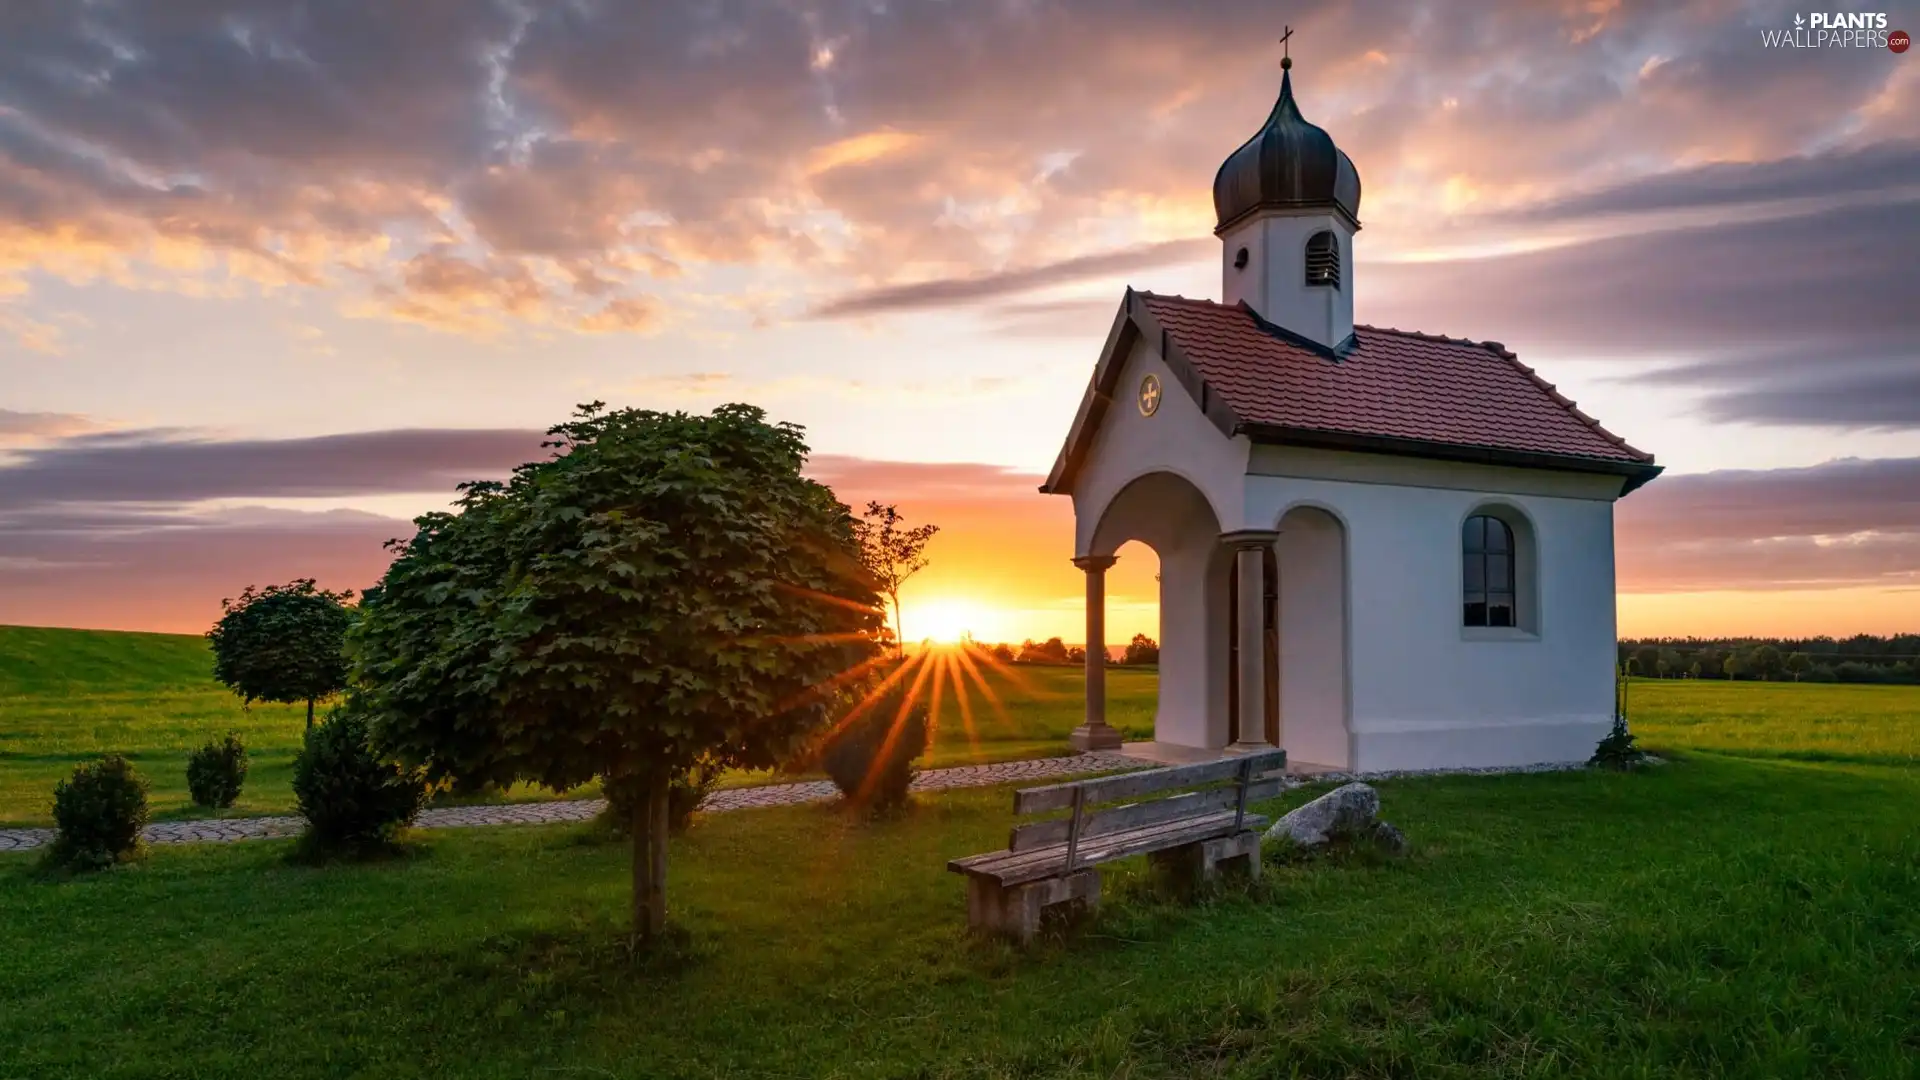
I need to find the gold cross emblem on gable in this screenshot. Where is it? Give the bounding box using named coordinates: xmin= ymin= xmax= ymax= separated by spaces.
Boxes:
xmin=1138 ymin=373 xmax=1162 ymax=416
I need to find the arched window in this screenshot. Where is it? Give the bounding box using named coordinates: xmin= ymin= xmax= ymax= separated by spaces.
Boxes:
xmin=1305 ymin=231 xmax=1340 ymax=288
xmin=1463 ymin=514 xmax=1516 ymax=627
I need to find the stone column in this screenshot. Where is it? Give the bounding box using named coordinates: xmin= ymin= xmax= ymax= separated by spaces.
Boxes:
xmin=1070 ymin=554 xmax=1123 ymax=752
xmin=1223 ymin=530 xmax=1278 ymax=751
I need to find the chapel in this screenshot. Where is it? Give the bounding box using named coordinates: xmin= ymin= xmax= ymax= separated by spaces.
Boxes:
xmin=1041 ymin=56 xmax=1661 ymax=771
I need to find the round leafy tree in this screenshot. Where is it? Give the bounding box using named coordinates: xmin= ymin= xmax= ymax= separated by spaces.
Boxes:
xmin=206 ymin=579 xmax=356 ymax=729
xmin=353 ymin=403 xmax=885 ymax=939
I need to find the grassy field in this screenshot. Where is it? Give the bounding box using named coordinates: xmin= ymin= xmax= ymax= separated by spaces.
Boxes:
xmin=0 ymin=625 xmax=1155 ymax=825
xmin=3 ymin=755 xmax=1915 ymax=1078
xmin=4 ymin=629 xmax=1919 ymax=1075
xmin=1630 ymin=678 xmax=1919 ymax=768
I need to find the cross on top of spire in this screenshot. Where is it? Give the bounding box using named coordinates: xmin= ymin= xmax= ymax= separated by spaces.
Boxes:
xmin=1279 ymin=25 xmax=1293 ymax=70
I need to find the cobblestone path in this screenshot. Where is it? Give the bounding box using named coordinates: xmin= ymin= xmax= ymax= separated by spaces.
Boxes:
xmin=0 ymin=752 xmax=1145 ymax=854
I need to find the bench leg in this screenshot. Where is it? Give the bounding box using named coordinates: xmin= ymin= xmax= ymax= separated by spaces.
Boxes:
xmin=1207 ymin=830 xmax=1263 ymax=881
xmin=1149 ymin=831 xmax=1263 ymax=893
xmin=966 ymin=871 xmax=1100 ymax=944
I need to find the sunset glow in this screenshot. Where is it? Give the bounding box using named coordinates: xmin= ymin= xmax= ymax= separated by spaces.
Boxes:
xmin=904 ymin=598 xmax=992 ymax=645
xmin=0 ymin=5 xmax=1913 ymax=640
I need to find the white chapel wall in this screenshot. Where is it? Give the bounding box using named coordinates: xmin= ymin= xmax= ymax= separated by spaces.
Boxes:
xmin=1244 ymin=458 xmax=1620 ymax=770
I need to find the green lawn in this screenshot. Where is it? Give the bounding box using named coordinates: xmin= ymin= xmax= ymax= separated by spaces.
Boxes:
xmin=1630 ymin=677 xmax=1919 ymax=768
xmin=0 ymin=625 xmax=1156 ymax=825
xmin=3 ymin=754 xmax=1915 ymax=1078
xmin=4 ymin=635 xmax=1919 ymax=1075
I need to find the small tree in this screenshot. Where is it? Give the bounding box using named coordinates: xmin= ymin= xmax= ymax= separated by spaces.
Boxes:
xmin=989 ymin=642 xmax=1016 ymax=664
xmin=850 ymin=503 xmax=939 ymax=656
xmin=1632 ymin=645 xmax=1661 ymax=679
xmin=1751 ymin=644 xmax=1782 ymax=681
xmin=207 ymin=579 xmax=356 ymax=730
xmin=1019 ymin=637 xmax=1070 ymax=664
xmin=1785 ymin=651 xmax=1812 ymax=682
xmin=1723 ymin=651 xmax=1750 ymax=681
xmin=1122 ymin=633 xmax=1160 ymax=666
xmin=353 ymin=403 xmax=884 ymax=941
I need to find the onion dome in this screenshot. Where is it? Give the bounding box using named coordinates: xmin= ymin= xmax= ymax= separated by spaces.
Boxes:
xmin=1212 ymin=62 xmax=1361 ymax=233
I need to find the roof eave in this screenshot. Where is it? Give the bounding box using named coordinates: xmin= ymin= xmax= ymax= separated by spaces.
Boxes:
xmin=1039 ymin=291 xmax=1140 ymax=495
xmin=1238 ymin=423 xmax=1665 ymax=494
xmin=1040 ymin=291 xmax=1249 ymax=495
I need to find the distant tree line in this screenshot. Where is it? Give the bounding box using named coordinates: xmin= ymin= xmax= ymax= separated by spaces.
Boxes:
xmin=1617 ymin=634 xmax=1920 ymax=685
xmin=988 ymin=633 xmax=1159 ymax=667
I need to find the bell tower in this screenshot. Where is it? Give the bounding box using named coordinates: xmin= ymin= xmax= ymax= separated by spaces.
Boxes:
xmin=1211 ymin=38 xmax=1361 ymax=352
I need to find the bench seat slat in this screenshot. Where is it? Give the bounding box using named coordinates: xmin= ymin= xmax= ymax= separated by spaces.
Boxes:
xmin=949 ymin=809 xmax=1269 ymax=886
xmin=1011 ymin=749 xmax=1288 ymax=815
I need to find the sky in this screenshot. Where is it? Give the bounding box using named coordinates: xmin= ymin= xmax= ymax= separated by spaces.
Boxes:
xmin=1 ymin=0 xmax=1917 ymax=643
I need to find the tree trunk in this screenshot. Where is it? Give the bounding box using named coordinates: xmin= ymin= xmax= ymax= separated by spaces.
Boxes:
xmin=889 ymin=589 xmax=904 ymax=657
xmin=306 ymin=698 xmax=315 ymax=730
xmin=630 ymin=777 xmax=669 ymax=941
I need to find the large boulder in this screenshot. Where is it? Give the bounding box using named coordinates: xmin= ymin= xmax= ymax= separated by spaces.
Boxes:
xmin=1266 ymin=782 xmax=1385 ymax=846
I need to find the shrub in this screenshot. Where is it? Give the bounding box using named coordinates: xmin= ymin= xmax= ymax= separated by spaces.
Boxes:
xmin=820 ymin=672 xmax=931 ymax=813
xmin=601 ymin=764 xmax=720 ymax=836
xmin=48 ymin=755 xmax=150 ymax=871
xmin=292 ymin=703 xmax=427 ymax=856
xmin=1590 ymin=668 xmax=1645 ymax=771
xmin=186 ymin=733 xmax=249 ymax=809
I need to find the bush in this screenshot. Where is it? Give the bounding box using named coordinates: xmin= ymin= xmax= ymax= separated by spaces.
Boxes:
xmin=186 ymin=733 xmax=249 ymax=809
xmin=291 ymin=703 xmax=427 ymax=856
xmin=820 ymin=673 xmax=931 ymax=813
xmin=600 ymin=764 xmax=721 ymax=836
xmin=48 ymin=755 xmax=150 ymax=871
xmin=1590 ymin=668 xmax=1646 ymax=771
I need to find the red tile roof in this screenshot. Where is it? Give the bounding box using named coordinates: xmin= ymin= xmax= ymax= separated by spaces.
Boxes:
xmin=1136 ymin=291 xmax=1653 ymax=465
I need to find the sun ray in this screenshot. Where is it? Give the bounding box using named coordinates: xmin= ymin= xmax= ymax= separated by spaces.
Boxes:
xmin=932 ymin=646 xmax=986 ymax=762
xmin=960 ymin=639 xmax=1053 ymax=700
xmin=854 ymin=651 xmax=939 ymax=804
xmin=949 ymin=643 xmax=1016 ymax=732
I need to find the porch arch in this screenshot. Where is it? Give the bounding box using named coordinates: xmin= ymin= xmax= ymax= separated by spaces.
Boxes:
xmin=1272 ymin=503 xmax=1352 ymax=769
xmin=1077 ymin=470 xmax=1232 ymax=750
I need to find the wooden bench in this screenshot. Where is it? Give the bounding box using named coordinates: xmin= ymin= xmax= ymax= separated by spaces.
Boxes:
xmin=947 ymin=749 xmax=1288 ymax=942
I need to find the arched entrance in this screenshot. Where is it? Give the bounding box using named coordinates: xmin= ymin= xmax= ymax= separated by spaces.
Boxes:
xmin=1081 ymin=471 xmax=1230 ymax=750
xmin=1274 ymin=505 xmax=1350 ymax=769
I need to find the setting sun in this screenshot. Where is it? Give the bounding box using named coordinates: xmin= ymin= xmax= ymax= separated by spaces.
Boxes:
xmin=904 ymin=598 xmax=990 ymax=644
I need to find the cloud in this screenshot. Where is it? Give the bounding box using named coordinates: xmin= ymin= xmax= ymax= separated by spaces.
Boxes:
xmin=1364 ymin=199 xmax=1920 ymax=429
xmin=0 ymin=427 xmax=548 ymax=509
xmin=1504 ymin=140 xmax=1920 ymax=222
xmin=1617 ymin=457 xmax=1920 ymax=592
xmin=806 ymin=456 xmax=1047 ymax=501
xmin=0 ymin=408 xmax=98 ymax=444
xmin=4 ymin=432 xmax=1917 ymax=630
xmin=0 ymin=504 xmax=406 ymax=633
xmin=809 ymin=239 xmax=1211 ymax=318
xmin=4 ymin=0 xmax=1908 ymax=347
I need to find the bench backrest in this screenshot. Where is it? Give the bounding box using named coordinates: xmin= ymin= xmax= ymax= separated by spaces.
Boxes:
xmin=1007 ymin=749 xmax=1288 ymax=863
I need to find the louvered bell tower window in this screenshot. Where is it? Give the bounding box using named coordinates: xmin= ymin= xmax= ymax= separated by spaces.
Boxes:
xmin=1304 ymin=231 xmax=1340 ymax=288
